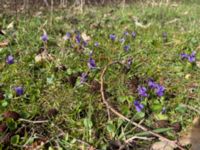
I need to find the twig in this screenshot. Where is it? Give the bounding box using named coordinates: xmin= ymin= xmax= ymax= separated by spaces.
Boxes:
xmin=100 ymin=61 xmax=184 ymax=150
xmin=19 ymin=118 xmax=49 ymax=124
xmin=125 ymin=136 xmax=154 ymax=143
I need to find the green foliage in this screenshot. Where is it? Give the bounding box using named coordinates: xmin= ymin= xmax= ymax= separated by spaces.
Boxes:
xmin=0 ymin=1 xmax=200 ymax=149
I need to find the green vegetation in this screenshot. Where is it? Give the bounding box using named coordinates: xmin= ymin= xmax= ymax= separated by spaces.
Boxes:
xmin=0 ymin=2 xmax=200 ymax=149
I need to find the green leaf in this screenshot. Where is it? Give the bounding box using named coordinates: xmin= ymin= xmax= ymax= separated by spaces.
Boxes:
xmin=134 ymin=112 xmax=145 ymax=120
xmin=1 ymin=100 xmax=8 ymax=107
xmin=155 ymin=114 xmax=168 ymax=120
xmin=11 ymin=135 xmax=20 ymax=144
xmin=151 ymin=103 xmax=162 ymax=112
xmin=6 ymin=119 xmax=17 ymax=131
xmin=106 ymin=122 xmax=116 ymax=133
xmin=175 ymin=104 xmax=187 ymax=114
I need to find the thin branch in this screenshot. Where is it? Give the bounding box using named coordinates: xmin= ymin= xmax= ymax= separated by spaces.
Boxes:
xmin=100 ymin=61 xmax=184 ymax=150
xmin=125 ymin=136 xmax=154 ymax=143
xmin=19 ymin=118 xmax=49 ymax=124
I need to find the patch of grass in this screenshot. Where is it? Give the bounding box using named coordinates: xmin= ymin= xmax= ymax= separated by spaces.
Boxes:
xmin=0 ymin=1 xmax=200 ymax=149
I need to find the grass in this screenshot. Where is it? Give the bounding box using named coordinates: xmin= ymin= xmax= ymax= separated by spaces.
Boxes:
xmin=0 ymin=1 xmax=200 ymax=149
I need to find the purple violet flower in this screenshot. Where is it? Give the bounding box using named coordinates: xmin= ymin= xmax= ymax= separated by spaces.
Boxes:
xmin=94 ymin=42 xmax=99 ymax=47
xmin=6 ymin=55 xmax=14 ymax=64
xmin=180 ymin=53 xmax=189 ymax=59
xmin=127 ymin=58 xmax=132 ymax=68
xmin=155 ymin=84 xmax=165 ymax=97
xmin=124 ymin=31 xmax=129 ymax=36
xmin=88 ymin=57 xmax=96 ymax=69
xmin=181 ymin=51 xmax=196 ymax=63
xmin=134 ymin=100 xmax=144 ymax=112
xmin=64 ymin=32 xmax=71 ymax=40
xmin=148 ymin=79 xmax=158 ymax=89
xmin=109 ymin=34 xmax=116 ymax=41
xmin=75 ymin=34 xmax=82 ymax=44
xmin=41 ymin=33 xmax=48 ymax=42
xmin=188 ymin=51 xmax=196 ymax=63
xmin=138 ymin=86 xmax=148 ymax=97
xmin=14 ymin=86 xmax=24 ymax=96
xmin=124 ymin=45 xmax=130 ymax=52
xmin=83 ymin=41 xmax=88 ymax=47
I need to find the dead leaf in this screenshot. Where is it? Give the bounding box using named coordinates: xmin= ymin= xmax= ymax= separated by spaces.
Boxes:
xmin=151 ymin=141 xmax=177 ymax=150
xmin=0 ymin=30 xmax=6 ymax=35
xmin=196 ymin=61 xmax=200 ymax=68
xmin=81 ymin=32 xmax=91 ymax=42
xmin=179 ymin=134 xmax=191 ymax=146
xmin=0 ymin=40 xmax=9 ymax=47
xmin=7 ymin=21 xmax=14 ymax=30
xmin=35 ymin=50 xmax=53 ymax=63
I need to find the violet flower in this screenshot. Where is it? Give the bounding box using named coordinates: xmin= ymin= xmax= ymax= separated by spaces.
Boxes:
xmin=124 ymin=31 xmax=129 ymax=36
xmin=6 ymin=55 xmax=14 ymax=64
xmin=41 ymin=33 xmax=48 ymax=42
xmin=88 ymin=57 xmax=96 ymax=69
xmin=124 ymin=45 xmax=130 ymax=52
xmin=148 ymin=79 xmax=157 ymax=89
xmin=138 ymin=86 xmax=148 ymax=97
xmin=134 ymin=100 xmax=144 ymax=112
xmin=155 ymin=84 xmax=165 ymax=97
xmin=14 ymin=86 xmax=24 ymax=96
xmin=180 ymin=53 xmax=189 ymax=59
xmin=94 ymin=42 xmax=99 ymax=47
xmin=63 ymin=32 xmax=71 ymax=40
xmin=110 ymin=34 xmax=116 ymax=41
xmin=75 ymin=34 xmax=82 ymax=44
xmin=188 ymin=51 xmax=196 ymax=63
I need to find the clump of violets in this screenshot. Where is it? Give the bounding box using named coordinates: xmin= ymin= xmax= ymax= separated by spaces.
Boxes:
xmin=133 ymin=79 xmax=166 ymax=112
xmin=14 ymin=86 xmax=24 ymax=96
xmin=148 ymin=79 xmax=165 ymax=97
xmin=41 ymin=33 xmax=48 ymax=42
xmin=180 ymin=51 xmax=196 ymax=63
xmin=134 ymin=100 xmax=144 ymax=112
xmin=6 ymin=55 xmax=14 ymax=64
xmin=109 ymin=34 xmax=116 ymax=41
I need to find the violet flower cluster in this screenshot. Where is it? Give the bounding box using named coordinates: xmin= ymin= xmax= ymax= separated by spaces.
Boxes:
xmin=180 ymin=51 xmax=196 ymax=63
xmin=134 ymin=79 xmax=165 ymax=112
